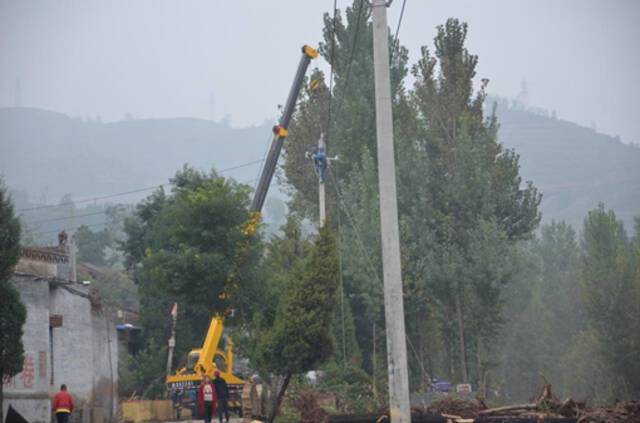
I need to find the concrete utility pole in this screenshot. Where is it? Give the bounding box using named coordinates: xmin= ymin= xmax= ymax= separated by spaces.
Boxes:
xmin=317 ymin=134 xmax=327 ymax=226
xmin=166 ymin=303 xmax=178 ymax=375
xmin=371 ymin=0 xmax=411 ymax=421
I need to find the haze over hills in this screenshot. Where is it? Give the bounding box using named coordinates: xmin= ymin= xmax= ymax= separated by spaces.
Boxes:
xmin=492 ymin=99 xmax=640 ymax=229
xmin=1 ymin=104 xmax=639 ymax=233
xmin=0 ymin=107 xmax=273 ymax=203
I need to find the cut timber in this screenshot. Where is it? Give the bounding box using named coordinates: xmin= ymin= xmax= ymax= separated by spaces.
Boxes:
xmin=427 ymin=397 xmax=488 ymax=419
xmin=478 ymin=403 xmax=537 ymax=415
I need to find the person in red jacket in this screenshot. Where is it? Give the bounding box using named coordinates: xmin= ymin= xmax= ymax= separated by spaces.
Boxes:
xmin=52 ymin=384 xmax=74 ymax=423
xmin=197 ymin=375 xmax=217 ymax=423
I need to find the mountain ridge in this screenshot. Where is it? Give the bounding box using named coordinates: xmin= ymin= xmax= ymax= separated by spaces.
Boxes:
xmin=1 ymin=105 xmax=638 ymax=230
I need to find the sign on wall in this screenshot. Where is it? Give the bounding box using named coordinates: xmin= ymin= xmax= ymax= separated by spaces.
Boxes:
xmin=2 ymin=352 xmax=39 ymax=392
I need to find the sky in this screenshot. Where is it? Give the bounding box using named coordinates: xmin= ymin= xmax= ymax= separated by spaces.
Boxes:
xmin=1 ymin=0 xmax=639 ymax=144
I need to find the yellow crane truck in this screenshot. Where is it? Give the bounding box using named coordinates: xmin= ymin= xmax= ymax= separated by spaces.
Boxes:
xmin=165 ymin=44 xmax=318 ymax=417
xmin=166 ymin=317 xmax=245 ymax=414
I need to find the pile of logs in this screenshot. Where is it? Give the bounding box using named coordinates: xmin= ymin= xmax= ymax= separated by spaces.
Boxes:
xmin=476 ymin=384 xmax=586 ymax=420
xmin=576 ymin=400 xmax=640 ymax=423
xmin=427 ymin=396 xmax=488 ymax=419
xmin=330 ymin=384 xmax=640 ymax=423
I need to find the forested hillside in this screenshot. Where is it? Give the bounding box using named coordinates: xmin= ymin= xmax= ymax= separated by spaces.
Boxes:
xmin=494 ymin=99 xmax=640 ymax=229
xmin=0 ymin=107 xmax=271 ymax=203
xmin=2 ymin=104 xmax=638 ymax=230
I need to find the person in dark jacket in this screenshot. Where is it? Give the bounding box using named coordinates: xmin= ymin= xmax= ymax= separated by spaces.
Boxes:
xmin=197 ymin=376 xmax=217 ymax=423
xmin=212 ymin=370 xmax=230 ymax=423
xmin=52 ymin=384 xmax=74 ymax=423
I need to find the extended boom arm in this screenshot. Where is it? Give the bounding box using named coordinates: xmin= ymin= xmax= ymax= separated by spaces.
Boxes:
xmin=250 ymin=45 xmax=318 ymax=212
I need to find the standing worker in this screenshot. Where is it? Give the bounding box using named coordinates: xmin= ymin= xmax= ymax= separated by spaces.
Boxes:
xmin=52 ymin=384 xmax=74 ymax=423
xmin=213 ymin=370 xmax=230 ymax=423
xmin=171 ymin=385 xmax=184 ymax=419
xmin=197 ymin=375 xmax=218 ymax=423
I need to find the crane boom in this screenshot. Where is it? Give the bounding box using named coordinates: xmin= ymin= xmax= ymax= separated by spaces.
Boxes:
xmin=250 ymin=45 xmax=318 ymax=212
xmin=166 ymin=45 xmax=318 ymax=417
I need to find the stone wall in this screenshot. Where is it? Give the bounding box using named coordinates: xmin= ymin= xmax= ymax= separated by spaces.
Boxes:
xmin=2 ymin=274 xmax=119 ymax=423
xmin=49 ymin=284 xmax=94 ymax=407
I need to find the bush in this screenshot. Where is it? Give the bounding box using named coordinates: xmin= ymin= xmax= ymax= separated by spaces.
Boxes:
xmin=318 ymin=362 xmax=377 ymax=414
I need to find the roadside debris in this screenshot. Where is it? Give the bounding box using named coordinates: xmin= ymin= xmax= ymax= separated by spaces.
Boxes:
xmin=577 ymin=400 xmax=640 ymax=423
xmin=325 ymin=384 xmax=640 ymax=423
xmin=426 ymin=396 xmax=488 ymax=419
xmin=477 ymin=384 xmax=587 ymax=419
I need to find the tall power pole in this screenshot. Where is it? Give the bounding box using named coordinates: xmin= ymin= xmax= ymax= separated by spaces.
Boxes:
xmin=371 ymin=0 xmax=411 ymax=421
xmin=316 ymin=134 xmax=327 ymax=226
xmin=166 ymin=303 xmax=178 ymax=375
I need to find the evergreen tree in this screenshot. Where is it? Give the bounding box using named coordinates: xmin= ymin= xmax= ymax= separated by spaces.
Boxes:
xmin=256 ymin=224 xmax=339 ymax=423
xmin=0 ymin=183 xmax=25 ymax=416
xmin=0 ymin=184 xmax=21 ymax=283
xmin=0 ymin=282 xmax=27 ymax=417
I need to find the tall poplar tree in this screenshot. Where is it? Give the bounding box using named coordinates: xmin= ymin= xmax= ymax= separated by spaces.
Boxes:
xmin=410 ymin=19 xmax=541 ymax=383
xmin=580 ymin=204 xmax=640 ymax=398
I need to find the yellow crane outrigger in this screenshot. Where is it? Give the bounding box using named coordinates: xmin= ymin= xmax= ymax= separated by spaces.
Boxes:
xmin=165 ymin=44 xmax=318 ymax=417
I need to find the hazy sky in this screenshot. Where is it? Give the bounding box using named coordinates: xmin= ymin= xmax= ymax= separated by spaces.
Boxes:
xmin=1 ymin=0 xmax=639 ymax=143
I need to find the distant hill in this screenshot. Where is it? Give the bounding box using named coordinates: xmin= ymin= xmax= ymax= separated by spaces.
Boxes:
xmin=1 ymin=106 xmax=639 ymax=233
xmin=493 ymin=100 xmax=640 ymax=230
xmin=0 ymin=107 xmax=273 ymax=203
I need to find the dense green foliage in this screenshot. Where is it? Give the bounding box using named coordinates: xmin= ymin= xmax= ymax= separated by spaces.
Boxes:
xmin=0 ymin=281 xmax=27 ymax=416
xmin=75 ymin=224 xmax=113 ymax=265
xmin=318 ymin=362 xmax=377 ymax=413
xmin=0 ymin=183 xmax=26 ymax=415
xmin=119 ymin=166 xmax=263 ymax=396
xmin=249 ymin=223 xmax=340 ymax=422
xmin=259 ymin=223 xmax=339 ymax=374
xmin=0 ymin=184 xmax=21 ymax=283
xmin=276 ymin=2 xmax=638 ymax=406
xmin=282 ymin=8 xmax=542 ymax=397
xmin=0 ymin=282 xmax=26 ymax=378
xmin=498 ymin=208 xmax=640 ymax=403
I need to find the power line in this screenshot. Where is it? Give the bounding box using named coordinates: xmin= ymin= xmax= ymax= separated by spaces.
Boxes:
xmin=327 ymin=167 xmax=382 ymax=286
xmin=326 ymin=0 xmax=338 ymax=146
xmin=253 ymin=132 xmax=276 ymax=194
xmin=17 ymin=159 xmax=264 ymax=213
xmin=393 ymin=0 xmax=407 ymax=53
xmin=33 ymin=221 xmax=110 ymax=236
xmin=28 ymin=177 xmax=258 ymax=236
xmin=25 ymin=210 xmax=111 ymax=225
xmin=18 ymin=184 xmax=170 ymax=213
xmin=341 ymin=0 xmax=367 ymax=96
